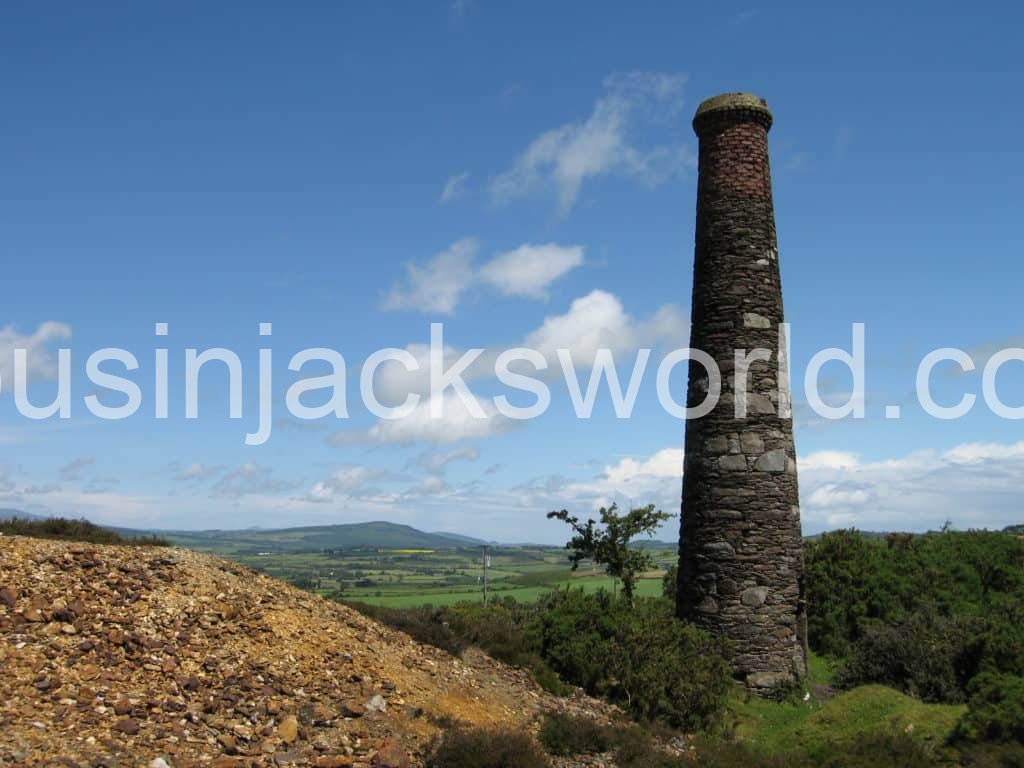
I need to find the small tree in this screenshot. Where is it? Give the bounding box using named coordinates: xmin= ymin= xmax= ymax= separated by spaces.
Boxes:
xmin=547 ymin=503 xmax=674 ymax=604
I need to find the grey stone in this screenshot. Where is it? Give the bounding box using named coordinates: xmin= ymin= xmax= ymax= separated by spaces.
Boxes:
xmin=706 ymin=436 xmax=729 ymax=454
xmin=754 ymin=449 xmax=788 ymax=473
xmin=746 ymin=671 xmax=792 ymax=689
xmin=743 ymin=312 xmax=771 ymax=329
xmin=719 ymin=454 xmax=748 ymax=471
xmin=703 ymin=541 xmax=735 ymax=556
xmin=696 ymin=596 xmax=719 ymax=614
xmin=739 ymin=432 xmax=764 ymax=454
xmin=745 ymin=393 xmax=776 ymax=415
xmin=740 ymin=586 xmax=770 ymax=607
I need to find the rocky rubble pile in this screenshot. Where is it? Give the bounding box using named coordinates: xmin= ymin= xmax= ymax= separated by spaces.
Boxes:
xmin=0 ymin=536 xmax=617 ymax=767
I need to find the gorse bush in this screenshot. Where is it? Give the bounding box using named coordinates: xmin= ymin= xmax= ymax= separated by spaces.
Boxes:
xmin=837 ymin=604 xmax=978 ymax=703
xmin=954 ymin=672 xmax=1024 ymax=745
xmin=0 ymin=516 xmax=170 ymax=547
xmin=424 ymin=727 xmax=550 ymax=768
xmin=529 ymin=590 xmax=732 ymax=731
xmin=341 ymin=601 xmax=466 ymax=657
xmin=805 ymin=529 xmax=1024 ymax=661
xmin=537 ymin=712 xmax=615 ymax=756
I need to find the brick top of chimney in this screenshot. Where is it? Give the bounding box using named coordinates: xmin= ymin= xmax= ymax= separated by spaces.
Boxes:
xmin=693 ymin=92 xmax=773 ymax=134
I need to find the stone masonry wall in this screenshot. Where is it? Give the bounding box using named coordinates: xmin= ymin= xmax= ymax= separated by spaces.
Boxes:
xmin=676 ymin=93 xmax=808 ymax=690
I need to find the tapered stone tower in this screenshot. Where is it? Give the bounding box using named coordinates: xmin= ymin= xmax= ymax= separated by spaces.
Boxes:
xmin=676 ymin=93 xmax=808 ymax=690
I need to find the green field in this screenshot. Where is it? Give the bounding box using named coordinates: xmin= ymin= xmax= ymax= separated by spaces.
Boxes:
xmin=178 ymin=538 xmax=676 ymax=607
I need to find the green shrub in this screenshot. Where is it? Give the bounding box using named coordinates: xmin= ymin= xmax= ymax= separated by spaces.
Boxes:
xmin=804 ymin=528 xmax=1024 ymax=663
xmin=954 ymin=672 xmax=1024 ymax=744
xmin=537 ymin=712 xmax=614 ymax=756
xmin=960 ymin=741 xmax=1024 ymax=767
xmin=342 ymin=601 xmax=466 ymax=657
xmin=837 ymin=604 xmax=977 ymax=703
xmin=662 ymin=564 xmax=678 ymax=601
xmin=528 ymin=590 xmax=732 ymax=731
xmin=610 ymin=725 xmax=686 ymax=768
xmin=425 ymin=727 xmax=550 ymax=768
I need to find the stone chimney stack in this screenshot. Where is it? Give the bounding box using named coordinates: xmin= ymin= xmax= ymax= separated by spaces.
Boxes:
xmin=676 ymin=93 xmax=808 ymax=690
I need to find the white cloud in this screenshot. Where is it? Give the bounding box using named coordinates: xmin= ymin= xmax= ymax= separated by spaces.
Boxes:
xmin=382 ymin=238 xmax=584 ymax=314
xmin=368 ymin=342 xmax=471 ymax=405
xmin=440 ymin=171 xmax=470 ymax=203
xmin=491 ymin=71 xmax=692 ymax=213
xmin=505 ymin=438 xmax=1024 ymax=539
xmin=799 ymin=450 xmax=861 ymax=470
xmin=523 ymin=289 xmax=687 ymax=368
xmin=305 ymin=465 xmax=387 ymax=504
xmin=798 ymin=442 xmax=1024 ymax=532
xmin=338 ymin=392 xmax=519 ymax=446
xmin=382 ymin=238 xmax=479 ymax=315
xmin=0 ymin=321 xmax=72 ymax=385
xmin=366 ymin=289 xmax=687 ymax=410
xmin=478 ymin=243 xmax=584 ymax=300
xmin=942 ymin=441 xmax=1024 ymax=465
xmin=599 ymin=447 xmax=683 ymax=486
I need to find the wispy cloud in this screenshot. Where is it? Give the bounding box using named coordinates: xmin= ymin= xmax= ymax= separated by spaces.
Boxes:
xmin=410 ymin=445 xmax=481 ymax=475
xmin=382 ymin=237 xmax=479 ymax=315
xmin=210 ymin=463 xmax=302 ymax=498
xmin=59 ymin=457 xmax=95 ymax=482
xmin=439 ymin=171 xmax=470 ymax=204
xmin=0 ymin=321 xmax=72 ymax=386
xmin=491 ymin=71 xmax=692 ymax=214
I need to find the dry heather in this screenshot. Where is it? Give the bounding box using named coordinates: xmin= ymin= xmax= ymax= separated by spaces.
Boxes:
xmin=0 ymin=535 xmax=616 ymax=767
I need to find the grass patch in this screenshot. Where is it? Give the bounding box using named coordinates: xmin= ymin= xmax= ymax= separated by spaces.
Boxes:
xmin=807 ymin=650 xmax=838 ymax=686
xmin=730 ymin=684 xmax=965 ymax=758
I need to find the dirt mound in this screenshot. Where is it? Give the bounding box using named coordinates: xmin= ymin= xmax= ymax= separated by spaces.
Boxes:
xmin=0 ymin=536 xmax=616 ymax=767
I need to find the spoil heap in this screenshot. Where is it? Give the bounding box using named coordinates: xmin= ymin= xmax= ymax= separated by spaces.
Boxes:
xmin=0 ymin=536 xmax=613 ymax=767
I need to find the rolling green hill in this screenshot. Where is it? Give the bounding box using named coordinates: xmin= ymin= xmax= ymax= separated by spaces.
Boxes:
xmin=137 ymin=520 xmax=488 ymax=555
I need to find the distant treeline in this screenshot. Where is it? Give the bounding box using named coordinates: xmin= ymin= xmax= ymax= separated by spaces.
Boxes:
xmin=0 ymin=516 xmax=170 ymax=547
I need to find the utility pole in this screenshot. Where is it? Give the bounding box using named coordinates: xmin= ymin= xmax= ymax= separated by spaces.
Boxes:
xmin=482 ymin=545 xmax=490 ymax=606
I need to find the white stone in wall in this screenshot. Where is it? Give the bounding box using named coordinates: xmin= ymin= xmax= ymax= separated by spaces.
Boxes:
xmin=743 ymin=312 xmax=772 ymax=329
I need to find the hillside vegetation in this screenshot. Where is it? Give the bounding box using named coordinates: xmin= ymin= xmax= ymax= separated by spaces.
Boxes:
xmin=344 ymin=526 xmax=1024 ymax=766
xmin=0 ymin=516 xmax=169 ymax=547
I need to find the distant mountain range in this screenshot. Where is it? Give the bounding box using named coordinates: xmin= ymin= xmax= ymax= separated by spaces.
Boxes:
xmin=116 ymin=521 xmax=493 ymax=555
xmin=4 ymin=508 xmax=1022 ymax=552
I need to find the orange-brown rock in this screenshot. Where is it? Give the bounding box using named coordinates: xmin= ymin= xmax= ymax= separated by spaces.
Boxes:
xmin=0 ymin=535 xmax=617 ymax=766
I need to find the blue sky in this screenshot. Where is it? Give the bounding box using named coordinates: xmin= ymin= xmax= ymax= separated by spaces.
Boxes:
xmin=2 ymin=1 xmax=1022 ymax=542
